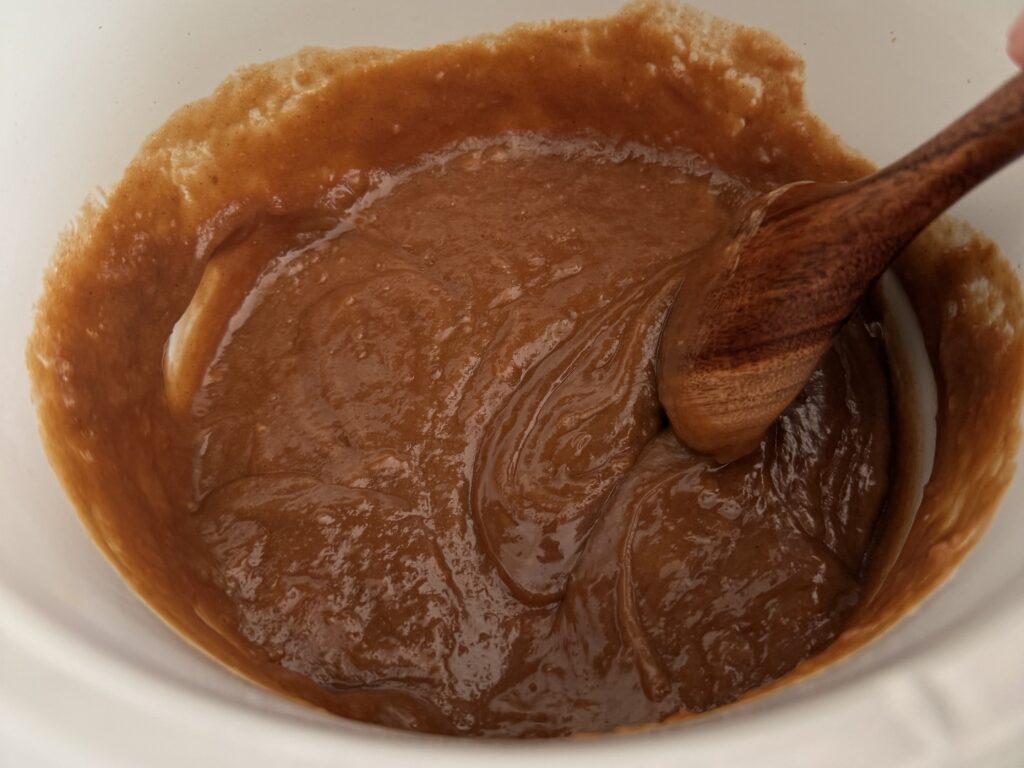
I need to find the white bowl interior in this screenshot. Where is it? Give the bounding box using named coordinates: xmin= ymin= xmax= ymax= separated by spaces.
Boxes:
xmin=2 ymin=2 xmax=1023 ymax=766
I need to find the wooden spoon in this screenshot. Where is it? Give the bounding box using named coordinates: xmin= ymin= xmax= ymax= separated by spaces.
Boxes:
xmin=658 ymin=72 xmax=1024 ymax=463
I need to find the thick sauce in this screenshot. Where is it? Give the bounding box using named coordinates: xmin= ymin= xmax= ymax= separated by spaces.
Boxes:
xmin=28 ymin=1 xmax=1024 ymax=738
xmin=180 ymin=140 xmax=890 ymax=734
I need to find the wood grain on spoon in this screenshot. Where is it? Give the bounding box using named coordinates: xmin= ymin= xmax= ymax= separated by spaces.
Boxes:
xmin=659 ymin=72 xmax=1024 ymax=463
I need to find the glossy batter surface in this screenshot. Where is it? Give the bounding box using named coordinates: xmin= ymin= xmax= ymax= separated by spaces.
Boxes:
xmin=28 ymin=1 xmax=1024 ymax=739
xmin=179 ymin=140 xmax=889 ymax=734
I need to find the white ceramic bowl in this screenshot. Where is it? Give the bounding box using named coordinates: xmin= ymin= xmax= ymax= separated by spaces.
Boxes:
xmin=2 ymin=2 xmax=1023 ymax=766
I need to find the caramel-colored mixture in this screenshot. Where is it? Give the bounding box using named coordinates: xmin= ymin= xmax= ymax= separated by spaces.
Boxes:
xmin=28 ymin=1 xmax=1024 ymax=738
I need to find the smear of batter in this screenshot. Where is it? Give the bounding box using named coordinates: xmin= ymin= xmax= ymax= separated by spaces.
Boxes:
xmin=28 ymin=1 xmax=1024 ymax=738
xmin=174 ymin=138 xmax=890 ymax=734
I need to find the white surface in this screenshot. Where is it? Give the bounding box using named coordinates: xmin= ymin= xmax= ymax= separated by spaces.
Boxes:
xmin=2 ymin=1 xmax=1024 ymax=767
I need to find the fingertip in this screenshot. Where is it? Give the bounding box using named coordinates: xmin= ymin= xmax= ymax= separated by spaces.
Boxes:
xmin=1009 ymin=9 xmax=1024 ymax=68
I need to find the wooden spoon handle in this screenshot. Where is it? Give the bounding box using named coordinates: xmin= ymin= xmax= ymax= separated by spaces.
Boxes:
xmin=853 ymin=71 xmax=1024 ymax=255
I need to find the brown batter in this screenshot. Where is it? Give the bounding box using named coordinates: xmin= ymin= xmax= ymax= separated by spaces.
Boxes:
xmin=27 ymin=1 xmax=1024 ymax=738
